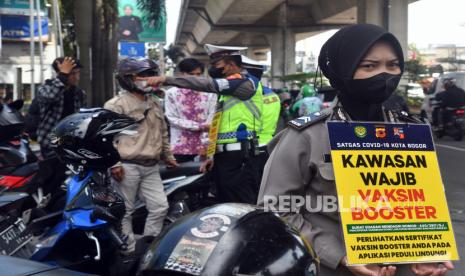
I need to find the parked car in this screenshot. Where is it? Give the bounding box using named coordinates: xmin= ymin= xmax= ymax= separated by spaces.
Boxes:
xmin=406 ymin=83 xmax=425 ymax=99
xmin=421 ymin=72 xmax=465 ymax=122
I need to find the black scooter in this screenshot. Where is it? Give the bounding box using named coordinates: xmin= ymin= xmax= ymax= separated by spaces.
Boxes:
xmin=132 ymin=161 xmax=216 ymax=234
xmin=0 ymin=192 xmax=34 ymax=257
xmin=434 ymin=106 xmax=465 ymax=141
xmin=0 ymin=101 xmax=68 ymax=222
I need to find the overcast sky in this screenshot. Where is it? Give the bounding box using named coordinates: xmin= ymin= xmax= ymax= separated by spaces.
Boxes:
xmin=166 ymin=0 xmax=465 ymax=58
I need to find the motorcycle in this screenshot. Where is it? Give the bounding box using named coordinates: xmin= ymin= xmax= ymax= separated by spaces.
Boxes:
xmin=18 ymin=161 xmax=215 ymax=274
xmin=0 ymin=192 xmax=34 ymax=257
xmin=0 ymin=101 xmax=67 ymax=218
xmin=132 ymin=161 xmax=216 ymax=234
xmin=0 ymin=137 xmax=68 ymax=212
xmin=434 ymin=106 xmax=465 ymax=141
xmin=0 ymin=255 xmax=95 ymax=276
xmin=22 ymin=167 xmax=130 ymax=275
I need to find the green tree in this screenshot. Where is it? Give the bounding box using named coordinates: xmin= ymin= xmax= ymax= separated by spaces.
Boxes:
xmin=137 ymin=0 xmax=165 ymax=30
xmin=63 ymin=0 xmax=165 ymax=106
xmin=279 ymin=72 xmax=317 ymax=87
xmin=165 ymin=44 xmax=185 ymax=64
xmin=404 ymin=59 xmax=427 ymax=82
xmin=71 ymin=0 xmax=118 ymax=106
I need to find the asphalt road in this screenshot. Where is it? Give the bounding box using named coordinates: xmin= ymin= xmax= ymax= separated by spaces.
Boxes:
xmin=435 ymin=137 xmax=465 ymax=275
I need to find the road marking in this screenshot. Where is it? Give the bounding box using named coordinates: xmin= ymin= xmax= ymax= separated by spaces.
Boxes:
xmin=435 ymin=143 xmax=465 ymax=153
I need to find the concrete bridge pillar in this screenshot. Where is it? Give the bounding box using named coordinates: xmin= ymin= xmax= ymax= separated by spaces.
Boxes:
xmin=268 ymin=3 xmax=296 ymax=89
xmin=358 ymin=0 xmax=409 ymax=59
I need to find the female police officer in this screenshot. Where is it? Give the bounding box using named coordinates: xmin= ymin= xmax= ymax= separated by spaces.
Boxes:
xmin=258 ymin=24 xmax=455 ymax=276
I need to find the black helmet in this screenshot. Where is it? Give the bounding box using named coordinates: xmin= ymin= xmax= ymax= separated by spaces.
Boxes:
xmin=50 ymin=108 xmax=136 ymax=170
xmin=138 ymin=203 xmax=319 ymax=276
xmin=116 ymin=58 xmax=159 ymax=92
xmin=0 ymin=100 xmax=24 ymax=141
xmin=443 ymin=77 xmax=456 ymax=89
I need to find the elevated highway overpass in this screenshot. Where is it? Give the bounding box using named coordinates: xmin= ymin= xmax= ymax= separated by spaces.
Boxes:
xmin=175 ymin=0 xmax=416 ymax=87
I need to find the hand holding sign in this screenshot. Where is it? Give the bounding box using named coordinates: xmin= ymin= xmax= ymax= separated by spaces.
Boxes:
xmin=342 ymin=256 xmax=397 ymax=276
xmin=410 ymin=261 xmax=454 ymax=276
xmin=348 ymin=265 xmax=396 ymax=276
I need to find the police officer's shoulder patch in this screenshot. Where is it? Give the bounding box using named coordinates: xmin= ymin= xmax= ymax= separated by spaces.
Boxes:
xmin=288 ymin=110 xmax=331 ymax=130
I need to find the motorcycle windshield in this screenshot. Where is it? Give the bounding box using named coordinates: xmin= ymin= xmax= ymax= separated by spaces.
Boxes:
xmin=65 ymin=171 xmax=94 ymax=211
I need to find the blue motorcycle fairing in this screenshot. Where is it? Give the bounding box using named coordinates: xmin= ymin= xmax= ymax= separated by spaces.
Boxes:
xmin=66 ymin=171 xmax=93 ymax=206
xmin=31 ymin=170 xmax=109 ymax=262
xmin=30 ymin=220 xmax=68 ymax=261
xmin=65 ymin=209 xmax=107 ymax=229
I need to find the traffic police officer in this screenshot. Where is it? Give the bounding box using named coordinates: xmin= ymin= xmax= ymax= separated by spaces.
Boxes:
xmin=240 ymin=55 xmax=281 ymax=184
xmin=142 ymin=44 xmax=263 ymax=204
xmin=257 ymin=24 xmax=454 ymax=276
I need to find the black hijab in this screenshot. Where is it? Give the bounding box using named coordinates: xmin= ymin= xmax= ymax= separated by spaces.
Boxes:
xmin=318 ymin=24 xmax=404 ymax=121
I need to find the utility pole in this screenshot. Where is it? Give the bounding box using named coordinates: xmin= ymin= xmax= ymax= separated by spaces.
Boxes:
xmin=52 ymin=0 xmax=63 ymax=57
xmin=29 ymin=0 xmax=35 ymax=98
xmin=36 ymin=0 xmax=44 ymax=83
xmin=14 ymin=68 xmax=23 ymax=100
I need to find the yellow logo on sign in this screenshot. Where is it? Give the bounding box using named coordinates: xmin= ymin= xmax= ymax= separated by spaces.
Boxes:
xmin=354 ymin=126 xmax=367 ymax=138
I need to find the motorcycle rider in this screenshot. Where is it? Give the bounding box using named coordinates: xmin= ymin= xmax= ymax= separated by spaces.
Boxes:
xmin=104 ymin=58 xmax=178 ymax=253
xmin=433 ymin=77 xmax=465 ymax=129
xmin=291 ymin=83 xmax=323 ymax=117
xmin=258 ymin=24 xmax=454 ymax=275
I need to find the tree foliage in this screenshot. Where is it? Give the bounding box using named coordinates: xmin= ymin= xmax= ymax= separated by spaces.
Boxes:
xmin=279 ymin=72 xmax=328 ymax=88
xmin=405 ymin=59 xmax=427 ymax=82
xmin=137 ymin=0 xmax=165 ymax=30
xmin=165 ymin=44 xmax=185 ymax=64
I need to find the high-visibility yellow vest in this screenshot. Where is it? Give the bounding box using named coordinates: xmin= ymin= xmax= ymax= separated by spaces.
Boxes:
xmin=216 ymin=79 xmax=263 ymax=144
xmin=259 ymin=90 xmax=281 ymax=145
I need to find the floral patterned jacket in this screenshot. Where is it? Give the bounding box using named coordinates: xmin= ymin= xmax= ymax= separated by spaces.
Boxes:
xmin=165 ymin=87 xmax=217 ymax=155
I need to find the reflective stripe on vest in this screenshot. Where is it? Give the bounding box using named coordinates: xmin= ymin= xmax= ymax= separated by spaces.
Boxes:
xmin=217 ymin=80 xmax=264 ymax=144
xmin=217 ymin=130 xmax=256 ymax=141
xmin=222 ymin=97 xmax=261 ymax=120
xmin=259 ymin=92 xmax=281 ymax=145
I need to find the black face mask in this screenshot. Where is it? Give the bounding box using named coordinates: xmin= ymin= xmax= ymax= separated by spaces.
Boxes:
xmin=208 ymin=66 xmax=225 ymax=78
xmin=345 ymin=72 xmax=401 ymax=104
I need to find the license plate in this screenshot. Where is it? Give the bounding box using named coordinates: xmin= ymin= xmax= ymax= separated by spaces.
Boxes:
xmin=0 ymin=219 xmax=32 ymax=255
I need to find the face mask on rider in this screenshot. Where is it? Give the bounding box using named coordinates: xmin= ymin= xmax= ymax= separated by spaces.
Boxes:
xmin=134 ymin=80 xmax=153 ymax=93
xmin=345 ymin=72 xmax=401 ymax=104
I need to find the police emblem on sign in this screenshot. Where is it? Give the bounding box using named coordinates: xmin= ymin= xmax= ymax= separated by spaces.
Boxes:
xmin=375 ymin=126 xmax=387 ymax=139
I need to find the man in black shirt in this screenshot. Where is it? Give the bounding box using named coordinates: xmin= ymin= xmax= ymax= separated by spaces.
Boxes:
xmin=118 ymin=5 xmax=143 ymax=42
xmin=433 ymin=78 xmax=465 ymax=127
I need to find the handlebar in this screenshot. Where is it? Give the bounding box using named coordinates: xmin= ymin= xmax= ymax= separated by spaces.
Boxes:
xmin=90 ymin=206 xmax=118 ymax=224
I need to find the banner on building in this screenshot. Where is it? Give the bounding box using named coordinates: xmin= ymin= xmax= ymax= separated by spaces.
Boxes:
xmin=0 ymin=0 xmax=47 ymax=16
xmin=117 ymin=0 xmax=166 ymax=43
xmin=328 ymin=121 xmax=459 ymax=265
xmin=0 ymin=15 xmax=48 ymax=41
